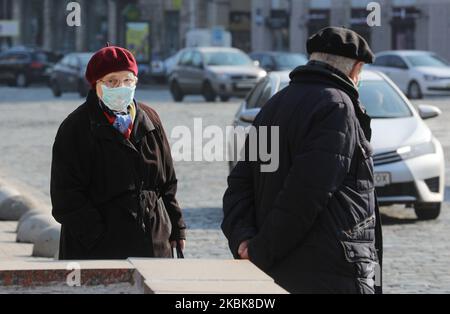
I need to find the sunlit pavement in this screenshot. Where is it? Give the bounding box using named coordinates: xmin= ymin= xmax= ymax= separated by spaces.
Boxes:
xmin=0 ymin=85 xmax=449 ymax=293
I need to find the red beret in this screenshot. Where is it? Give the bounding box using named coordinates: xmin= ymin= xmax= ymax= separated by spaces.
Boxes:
xmin=85 ymin=46 xmax=138 ymax=89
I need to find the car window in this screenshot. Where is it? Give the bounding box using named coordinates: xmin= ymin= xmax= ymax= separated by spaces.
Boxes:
xmin=258 ymin=81 xmax=273 ymax=107
xmin=373 ymin=55 xmax=389 ymax=67
xmin=274 ymin=54 xmax=308 ymax=69
xmin=192 ymin=52 xmax=203 ymax=68
xmin=260 ymin=55 xmax=274 ymax=69
xmin=204 ymin=51 xmax=253 ymax=66
xmin=387 ymin=56 xmax=408 ymax=69
xmin=405 ymin=54 xmax=449 ymax=67
xmin=179 ymin=51 xmax=193 ymax=66
xmin=68 ymin=56 xmax=79 ymax=68
xmin=60 ymin=55 xmax=71 ymax=66
xmin=35 ymin=52 xmax=48 ymax=63
xmin=246 ymin=78 xmax=270 ymax=109
xmin=360 ymin=80 xmax=412 ymax=118
xmin=10 ymin=53 xmax=28 ymax=62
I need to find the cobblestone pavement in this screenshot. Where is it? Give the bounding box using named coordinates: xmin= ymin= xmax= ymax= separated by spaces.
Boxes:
xmin=0 ymin=86 xmax=449 ymax=293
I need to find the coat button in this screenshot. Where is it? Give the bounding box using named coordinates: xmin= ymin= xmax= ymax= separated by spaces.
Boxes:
xmin=349 ymin=251 xmax=355 ymax=258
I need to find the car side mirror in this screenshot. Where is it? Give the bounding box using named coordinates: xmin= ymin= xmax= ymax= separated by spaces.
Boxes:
xmin=253 ymin=60 xmax=260 ymax=67
xmin=418 ymin=105 xmax=441 ymax=120
xmin=239 ymin=108 xmax=260 ymax=123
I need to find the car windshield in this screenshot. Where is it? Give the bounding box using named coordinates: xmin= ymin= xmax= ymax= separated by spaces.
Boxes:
xmin=79 ymin=54 xmax=93 ymax=66
xmin=405 ymin=54 xmax=449 ymax=67
xmin=274 ymin=54 xmax=308 ymax=69
xmin=204 ymin=51 xmax=253 ymax=66
xmin=360 ymin=80 xmax=412 ymax=119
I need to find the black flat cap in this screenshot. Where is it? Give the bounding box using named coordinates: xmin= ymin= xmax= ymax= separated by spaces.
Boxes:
xmin=307 ymin=27 xmax=375 ymax=64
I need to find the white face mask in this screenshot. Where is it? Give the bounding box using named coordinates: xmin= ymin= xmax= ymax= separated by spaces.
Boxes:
xmin=100 ymin=85 xmax=136 ymax=113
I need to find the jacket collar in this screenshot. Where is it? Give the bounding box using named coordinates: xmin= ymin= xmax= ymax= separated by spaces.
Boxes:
xmin=289 ymin=61 xmax=372 ymax=141
xmin=86 ymin=90 xmax=155 ymax=147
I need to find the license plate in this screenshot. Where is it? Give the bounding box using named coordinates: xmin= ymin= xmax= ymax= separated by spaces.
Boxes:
xmin=374 ymin=172 xmax=391 ymax=187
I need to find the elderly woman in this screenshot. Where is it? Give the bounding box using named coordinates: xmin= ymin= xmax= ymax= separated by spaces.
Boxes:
xmin=51 ymin=46 xmax=186 ymax=260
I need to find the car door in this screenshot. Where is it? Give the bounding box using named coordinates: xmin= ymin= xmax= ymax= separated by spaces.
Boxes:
xmin=7 ymin=52 xmax=29 ymax=82
xmin=385 ymin=55 xmax=410 ymax=93
xmin=66 ymin=55 xmax=81 ymax=92
xmin=55 ymin=55 xmax=71 ymax=91
xmin=0 ymin=52 xmax=11 ymax=81
xmin=177 ymin=50 xmax=194 ymax=91
xmin=190 ymin=51 xmax=205 ymax=93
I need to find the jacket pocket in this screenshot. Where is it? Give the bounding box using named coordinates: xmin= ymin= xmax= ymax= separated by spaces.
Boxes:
xmin=340 ymin=240 xmax=378 ymax=294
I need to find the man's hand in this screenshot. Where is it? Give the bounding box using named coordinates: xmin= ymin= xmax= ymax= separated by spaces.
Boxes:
xmin=171 ymin=240 xmax=186 ymax=251
xmin=238 ymin=240 xmax=250 ymax=260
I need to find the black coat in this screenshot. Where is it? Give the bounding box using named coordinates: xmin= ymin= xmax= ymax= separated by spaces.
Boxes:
xmin=222 ymin=61 xmax=383 ymax=294
xmin=51 ymin=90 xmax=186 ymax=260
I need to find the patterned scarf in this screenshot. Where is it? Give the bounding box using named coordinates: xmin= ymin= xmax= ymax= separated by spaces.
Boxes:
xmin=101 ymin=101 xmax=137 ymax=139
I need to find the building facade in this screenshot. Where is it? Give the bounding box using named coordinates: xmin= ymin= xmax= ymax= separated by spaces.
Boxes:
xmin=2 ymin=0 xmax=450 ymax=63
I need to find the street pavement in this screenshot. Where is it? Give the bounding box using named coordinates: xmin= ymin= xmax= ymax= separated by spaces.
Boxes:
xmin=0 ymin=85 xmax=449 ymax=293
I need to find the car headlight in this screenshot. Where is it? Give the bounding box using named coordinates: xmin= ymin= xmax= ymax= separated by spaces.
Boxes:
xmin=424 ymin=74 xmax=443 ymax=81
xmin=258 ymin=71 xmax=267 ymax=78
xmin=215 ymin=73 xmax=230 ymax=81
xmin=396 ymin=141 xmax=436 ymax=160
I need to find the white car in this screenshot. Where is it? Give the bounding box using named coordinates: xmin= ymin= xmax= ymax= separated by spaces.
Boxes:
xmin=369 ymin=50 xmax=450 ymax=99
xmin=228 ymin=70 xmax=445 ymax=220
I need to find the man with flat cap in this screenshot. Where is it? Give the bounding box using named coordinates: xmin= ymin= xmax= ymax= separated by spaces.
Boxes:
xmin=222 ymin=27 xmax=383 ymax=294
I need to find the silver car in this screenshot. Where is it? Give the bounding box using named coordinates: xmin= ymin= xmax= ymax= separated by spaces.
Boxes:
xmin=168 ymin=47 xmax=267 ymax=102
xmin=228 ymin=71 xmax=445 ymax=220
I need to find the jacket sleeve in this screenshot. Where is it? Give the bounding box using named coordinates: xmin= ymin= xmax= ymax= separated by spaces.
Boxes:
xmin=50 ymin=119 xmax=105 ymax=250
xmin=248 ymin=100 xmax=357 ymax=271
xmin=144 ymin=106 xmax=186 ymax=241
xmin=222 ymin=144 xmax=258 ymax=259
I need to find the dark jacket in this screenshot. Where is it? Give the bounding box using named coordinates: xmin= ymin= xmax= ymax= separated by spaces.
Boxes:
xmin=51 ymin=90 xmax=186 ymax=260
xmin=222 ymin=61 xmax=383 ymax=294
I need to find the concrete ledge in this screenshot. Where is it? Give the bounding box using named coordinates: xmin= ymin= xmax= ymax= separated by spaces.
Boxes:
xmin=16 ymin=214 xmax=56 ymax=243
xmin=0 ymin=195 xmax=37 ymax=221
xmin=0 ymin=259 xmax=288 ymax=294
xmin=0 ymin=260 xmax=137 ymax=294
xmin=32 ymin=225 xmax=61 ymax=258
xmin=129 ymin=259 xmax=288 ymax=294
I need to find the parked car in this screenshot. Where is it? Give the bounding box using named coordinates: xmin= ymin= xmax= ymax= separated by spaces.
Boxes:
xmin=151 ymin=51 xmax=182 ymax=84
xmin=228 ymin=70 xmax=445 ymax=220
xmin=168 ymin=47 xmax=267 ymax=102
xmin=0 ymin=47 xmax=62 ymax=87
xmin=49 ymin=52 xmax=94 ymax=98
xmin=369 ymin=50 xmax=450 ymax=99
xmin=250 ymin=51 xmax=308 ymax=72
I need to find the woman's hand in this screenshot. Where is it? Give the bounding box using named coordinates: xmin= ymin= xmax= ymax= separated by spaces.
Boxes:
xmin=238 ymin=240 xmax=250 ymax=260
xmin=171 ymin=240 xmax=186 ymax=251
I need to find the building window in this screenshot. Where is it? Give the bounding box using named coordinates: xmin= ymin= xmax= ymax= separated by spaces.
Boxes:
xmin=391 ymin=7 xmax=421 ymax=50
xmin=229 ymin=11 xmax=251 ymax=52
xmin=351 ymin=9 xmax=372 ymax=45
xmin=307 ymin=9 xmax=330 ymax=37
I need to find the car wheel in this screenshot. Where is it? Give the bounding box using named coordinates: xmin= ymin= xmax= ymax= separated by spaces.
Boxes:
xmin=78 ymin=80 xmax=88 ymax=98
xmin=408 ymin=81 xmax=423 ymax=99
xmin=51 ymin=81 xmax=62 ymax=97
xmin=15 ymin=73 xmax=28 ymax=88
xmin=203 ymin=81 xmax=217 ymax=102
xmin=170 ymin=81 xmax=184 ymax=102
xmin=220 ymin=95 xmax=231 ymax=102
xmin=415 ymin=202 xmax=441 ymax=220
